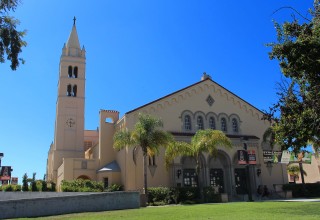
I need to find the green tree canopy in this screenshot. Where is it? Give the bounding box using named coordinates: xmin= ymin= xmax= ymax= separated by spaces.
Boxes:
xmin=264 ymin=0 xmax=320 ymax=154
xmin=113 ymin=113 xmax=173 ymax=200
xmin=0 ymin=0 xmax=26 ymax=70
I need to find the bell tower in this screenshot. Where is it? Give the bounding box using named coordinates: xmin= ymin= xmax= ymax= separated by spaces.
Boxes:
xmin=47 ymin=17 xmax=86 ymax=183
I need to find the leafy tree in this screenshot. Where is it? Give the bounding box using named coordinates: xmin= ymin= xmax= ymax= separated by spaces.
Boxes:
xmin=30 ymin=172 xmax=37 ymax=191
xmin=264 ymin=1 xmax=320 ymax=154
xmin=165 ymin=129 xmax=232 ymax=198
xmin=262 ymin=127 xmax=276 ymax=149
xmin=0 ymin=0 xmax=26 ymax=70
xmin=22 ymin=172 xmax=28 ymax=191
xmin=287 ymin=164 xmax=307 ymax=184
xmin=113 ymin=113 xmax=173 ymax=201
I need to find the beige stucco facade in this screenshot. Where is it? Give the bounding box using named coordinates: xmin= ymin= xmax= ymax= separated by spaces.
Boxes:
xmin=47 ymin=22 xmax=320 ymax=196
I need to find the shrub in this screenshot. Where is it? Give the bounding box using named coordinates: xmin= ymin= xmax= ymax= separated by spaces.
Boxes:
xmin=203 ymin=186 xmax=221 ymax=203
xmin=3 ymin=185 xmax=13 ymax=191
xmin=148 ymin=187 xmax=171 ymax=205
xmin=105 ymin=184 xmax=123 ymax=192
xmin=61 ymin=179 xmax=104 ymax=192
xmin=176 ymin=187 xmax=200 ymax=202
xmin=2 ymin=184 xmax=21 ymax=192
xmin=147 ymin=187 xmax=203 ymax=205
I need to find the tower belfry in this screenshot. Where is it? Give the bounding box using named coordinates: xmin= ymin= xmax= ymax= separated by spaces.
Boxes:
xmin=47 ymin=18 xmax=86 ymax=183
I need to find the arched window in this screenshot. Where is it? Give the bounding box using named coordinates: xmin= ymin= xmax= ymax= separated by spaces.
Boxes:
xmin=232 ymin=118 xmax=238 ymax=132
xmin=67 ymin=84 xmax=72 ymax=96
xmin=184 ymin=115 xmax=192 ymax=131
xmin=209 ymin=117 xmax=216 ymax=129
xmin=221 ymin=118 xmax=227 ymax=132
xmin=73 ymin=85 xmax=77 ymax=97
xmin=197 ymin=116 xmax=204 ymax=130
xmin=68 ymin=66 xmax=72 ymax=78
xmin=73 ymin=66 xmax=78 ymax=78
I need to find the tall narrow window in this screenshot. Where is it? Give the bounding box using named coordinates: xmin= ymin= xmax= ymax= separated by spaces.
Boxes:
xmin=67 ymin=84 xmax=72 ymax=96
xmin=149 ymin=155 xmax=156 ymax=166
xmin=232 ymin=118 xmax=238 ymax=132
xmin=209 ymin=117 xmax=216 ymax=129
xmin=197 ymin=116 xmax=204 ymax=130
xmin=73 ymin=66 xmax=78 ymax=78
xmin=184 ymin=115 xmax=192 ymax=131
xmin=103 ymin=178 xmax=109 ymax=189
xmin=221 ymin=118 xmax=227 ymax=132
xmin=68 ymin=66 xmax=72 ymax=78
xmin=72 ymin=85 xmax=77 ymax=97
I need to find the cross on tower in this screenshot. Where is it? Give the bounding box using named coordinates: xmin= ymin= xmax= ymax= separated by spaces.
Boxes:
xmin=73 ymin=16 xmax=76 ymax=25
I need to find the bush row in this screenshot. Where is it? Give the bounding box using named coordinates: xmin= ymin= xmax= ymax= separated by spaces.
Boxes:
xmin=148 ymin=186 xmax=221 ymax=205
xmin=0 ymin=184 xmax=22 ymax=191
xmin=282 ymin=183 xmax=320 ymax=197
xmin=0 ymin=181 xmax=56 ymax=192
xmin=61 ymin=179 xmax=123 ymax=192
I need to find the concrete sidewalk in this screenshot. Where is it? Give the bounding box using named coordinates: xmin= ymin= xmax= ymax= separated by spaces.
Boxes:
xmin=276 ymin=198 xmax=320 ymax=202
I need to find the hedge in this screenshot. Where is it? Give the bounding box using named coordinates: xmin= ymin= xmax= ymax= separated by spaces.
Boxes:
xmin=282 ymin=183 xmax=320 ymax=197
xmin=148 ymin=186 xmax=221 ymax=205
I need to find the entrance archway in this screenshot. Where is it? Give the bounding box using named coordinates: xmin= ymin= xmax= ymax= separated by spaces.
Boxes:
xmin=208 ymin=150 xmax=232 ymax=195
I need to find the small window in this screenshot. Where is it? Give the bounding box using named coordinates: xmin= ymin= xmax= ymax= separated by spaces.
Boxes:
xmin=73 ymin=85 xmax=77 ymax=97
xmin=184 ymin=115 xmax=192 ymax=131
xmin=232 ymin=118 xmax=239 ymax=132
xmin=68 ymin=66 xmax=72 ymax=78
xmin=209 ymin=117 xmax=216 ymax=129
xmin=67 ymin=84 xmax=72 ymax=96
xmin=197 ymin=116 xmax=204 ymax=130
xmin=73 ymin=66 xmax=78 ymax=78
xmin=221 ymin=118 xmax=227 ymax=132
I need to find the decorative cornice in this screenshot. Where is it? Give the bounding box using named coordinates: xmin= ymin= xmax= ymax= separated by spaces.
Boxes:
xmin=170 ymin=131 xmax=260 ymax=140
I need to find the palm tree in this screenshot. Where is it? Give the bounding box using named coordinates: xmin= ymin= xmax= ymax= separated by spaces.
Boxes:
xmin=287 ymin=164 xmax=307 ymax=183
xmin=165 ymin=129 xmax=232 ymax=196
xmin=113 ymin=113 xmax=173 ymax=200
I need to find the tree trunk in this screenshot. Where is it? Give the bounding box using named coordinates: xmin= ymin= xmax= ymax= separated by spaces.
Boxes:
xmin=299 ymin=162 xmax=305 ymax=184
xmin=143 ymin=154 xmax=148 ymax=202
xmin=196 ymin=156 xmax=203 ymax=201
xmin=299 ymin=162 xmax=306 ymax=195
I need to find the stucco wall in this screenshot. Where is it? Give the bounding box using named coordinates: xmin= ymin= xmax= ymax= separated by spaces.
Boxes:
xmin=0 ymin=191 xmax=140 ymax=219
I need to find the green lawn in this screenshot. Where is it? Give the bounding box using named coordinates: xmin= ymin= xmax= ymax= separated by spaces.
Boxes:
xmin=23 ymin=201 xmax=319 ymax=220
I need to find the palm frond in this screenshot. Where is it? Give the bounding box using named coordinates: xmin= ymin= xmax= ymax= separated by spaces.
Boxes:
xmin=113 ymin=130 xmax=132 ymax=150
xmin=191 ymin=129 xmax=232 ymax=156
xmin=165 ymin=141 xmax=192 ymax=169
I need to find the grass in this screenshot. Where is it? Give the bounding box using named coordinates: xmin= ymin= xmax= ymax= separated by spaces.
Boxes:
xmin=21 ymin=201 xmax=319 ymax=220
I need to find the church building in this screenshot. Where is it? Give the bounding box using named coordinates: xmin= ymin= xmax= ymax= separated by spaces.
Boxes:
xmin=46 ymin=20 xmax=320 ymax=197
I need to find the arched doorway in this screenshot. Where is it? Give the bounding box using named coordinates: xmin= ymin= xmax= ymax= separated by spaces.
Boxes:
xmin=208 ymin=150 xmax=232 ymax=195
xmin=180 ymin=154 xmax=206 ymax=188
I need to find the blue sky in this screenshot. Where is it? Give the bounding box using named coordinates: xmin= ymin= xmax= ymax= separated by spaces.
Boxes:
xmin=0 ymin=1 xmax=313 ymax=183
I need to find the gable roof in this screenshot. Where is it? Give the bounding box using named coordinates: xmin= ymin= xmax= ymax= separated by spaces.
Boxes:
xmin=97 ymin=160 xmax=121 ymax=173
xmin=126 ymin=78 xmax=264 ymax=115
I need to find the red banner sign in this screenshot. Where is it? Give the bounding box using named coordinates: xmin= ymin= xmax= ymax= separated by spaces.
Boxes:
xmin=238 ymin=150 xmax=256 ymax=165
xmin=0 ymin=166 xmax=12 ymax=180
